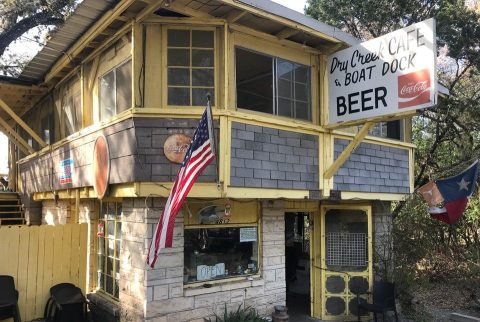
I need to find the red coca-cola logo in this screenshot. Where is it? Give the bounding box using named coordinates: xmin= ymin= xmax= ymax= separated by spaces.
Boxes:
xmin=398 ymin=69 xmax=431 ymax=109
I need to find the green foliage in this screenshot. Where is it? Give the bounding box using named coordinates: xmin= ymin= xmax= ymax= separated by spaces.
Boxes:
xmin=204 ymin=304 xmax=265 ymax=322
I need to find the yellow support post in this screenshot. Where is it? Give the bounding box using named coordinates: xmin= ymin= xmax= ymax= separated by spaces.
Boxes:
xmin=324 ymin=122 xmax=374 ymax=179
xmin=0 ymin=97 xmax=46 ymax=148
xmin=0 ymin=118 xmax=35 ymax=154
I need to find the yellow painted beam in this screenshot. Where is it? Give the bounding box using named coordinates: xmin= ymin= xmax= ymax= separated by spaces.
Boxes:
xmin=275 ymin=28 xmax=299 ymax=39
xmin=0 ymin=97 xmax=46 ymax=148
xmin=226 ymin=187 xmax=310 ymax=199
xmin=225 ymin=10 xmax=247 ymax=23
xmin=324 ymin=110 xmax=417 ymax=130
xmin=45 ymin=0 xmax=137 ymax=83
xmin=340 ymin=192 xmax=407 ymax=201
xmin=0 ymin=118 xmax=34 ymax=154
xmin=324 ymin=122 xmax=374 ymax=179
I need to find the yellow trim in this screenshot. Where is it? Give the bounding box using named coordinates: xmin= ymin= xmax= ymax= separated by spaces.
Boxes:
xmin=324 ymin=122 xmax=374 ymax=179
xmin=341 ymin=192 xmax=407 ymax=201
xmin=333 ymin=130 xmax=416 ymax=149
xmin=324 ymin=110 xmax=417 ymax=130
xmin=318 ymin=204 xmax=373 ymax=321
xmin=143 ymin=16 xmax=226 ymax=26
xmin=0 ymin=119 xmax=34 ymax=154
xmin=0 ymin=98 xmax=46 ymax=148
xmin=218 ymin=0 xmax=341 ymax=45
xmin=45 ymin=0 xmax=137 ymax=83
xmin=225 ymin=187 xmax=310 ymax=199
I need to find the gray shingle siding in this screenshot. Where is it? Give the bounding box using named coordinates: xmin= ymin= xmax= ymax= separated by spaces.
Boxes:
xmin=333 ymin=138 xmax=410 ymax=194
xmin=230 ymin=122 xmax=319 ymax=189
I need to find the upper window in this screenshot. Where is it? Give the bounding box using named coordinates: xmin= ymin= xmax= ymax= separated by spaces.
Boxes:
xmin=99 ymin=60 xmax=132 ymax=121
xmin=236 ymin=47 xmax=311 ymax=121
xmin=63 ymin=88 xmax=81 ymax=136
xmin=167 ymin=29 xmax=215 ymax=106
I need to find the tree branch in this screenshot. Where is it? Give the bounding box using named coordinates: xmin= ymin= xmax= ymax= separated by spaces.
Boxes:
xmin=0 ymin=12 xmax=64 ymax=57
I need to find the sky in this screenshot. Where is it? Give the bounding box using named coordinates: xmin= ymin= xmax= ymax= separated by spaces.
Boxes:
xmin=272 ymin=0 xmax=307 ymax=13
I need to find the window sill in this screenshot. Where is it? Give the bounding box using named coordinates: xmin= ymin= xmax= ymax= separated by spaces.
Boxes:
xmin=87 ymin=292 xmax=120 ymax=317
xmin=184 ymin=275 xmax=264 ymax=296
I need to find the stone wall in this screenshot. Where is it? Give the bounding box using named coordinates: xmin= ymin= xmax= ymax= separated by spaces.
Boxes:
xmin=372 ymin=201 xmax=394 ymax=281
xmin=144 ymin=198 xmax=286 ymax=322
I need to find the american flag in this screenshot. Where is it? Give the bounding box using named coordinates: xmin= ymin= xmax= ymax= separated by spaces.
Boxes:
xmin=147 ymin=108 xmax=215 ymax=268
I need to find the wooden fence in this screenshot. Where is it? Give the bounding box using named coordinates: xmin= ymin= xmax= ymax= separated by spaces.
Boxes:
xmin=0 ymin=224 xmax=88 ymax=321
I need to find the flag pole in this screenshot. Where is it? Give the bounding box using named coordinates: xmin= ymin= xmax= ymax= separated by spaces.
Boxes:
xmin=206 ymin=93 xmax=219 ymax=188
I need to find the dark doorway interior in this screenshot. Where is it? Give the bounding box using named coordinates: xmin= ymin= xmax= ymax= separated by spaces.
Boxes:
xmin=285 ymin=212 xmax=311 ymax=318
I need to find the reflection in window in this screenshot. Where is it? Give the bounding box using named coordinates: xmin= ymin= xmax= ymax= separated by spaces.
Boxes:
xmin=236 ymin=47 xmax=311 ymax=121
xmin=99 ymin=60 xmax=132 ymax=121
xmin=167 ymin=29 xmax=215 ymax=106
xmin=184 ymin=227 xmax=258 ymax=283
xmin=97 ymin=202 xmax=122 ymax=298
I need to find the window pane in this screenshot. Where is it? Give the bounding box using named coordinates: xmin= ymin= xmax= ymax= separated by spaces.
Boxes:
xmin=295 ymin=83 xmax=308 ymax=102
xmin=168 ymin=87 xmax=190 ymax=105
xmin=114 ymin=279 xmax=119 ymax=298
xmin=192 ymin=30 xmax=214 ymax=48
xmin=278 ymin=98 xmax=293 ymax=117
xmin=295 ymin=102 xmax=310 ymax=121
xmin=108 ymin=239 xmax=115 ymax=257
xmin=107 ymin=221 xmax=115 ymax=237
xmin=116 ymin=61 xmax=132 ymax=114
xmin=107 ymin=256 xmax=114 ymax=275
xmin=192 ymin=50 xmax=214 ymax=67
xmin=168 ymin=68 xmax=190 ymax=86
xmin=295 ymin=65 xmax=309 ymax=84
xmin=106 ymin=276 xmax=113 ymax=295
xmin=236 ymin=48 xmax=273 ymax=114
xmin=192 ymin=69 xmax=214 ymax=87
xmin=168 ymin=29 xmax=190 ymax=47
xmin=98 ymin=254 xmax=105 ymax=270
xmin=98 ymin=237 xmax=105 ymax=255
xmin=168 ymin=49 xmax=190 ymax=66
xmin=277 ymin=60 xmax=293 ymax=80
xmin=192 ymin=88 xmax=214 ymax=106
xmin=184 ymin=227 xmax=258 ymax=283
xmin=99 ymin=71 xmax=116 ymax=121
xmin=278 ymin=79 xmax=292 ymax=99
xmin=116 ymin=222 xmax=122 ymax=239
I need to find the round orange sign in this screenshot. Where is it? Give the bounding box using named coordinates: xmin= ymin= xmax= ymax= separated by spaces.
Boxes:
xmin=92 ymin=135 xmax=110 ymax=200
xmin=163 ymin=134 xmax=191 ymax=163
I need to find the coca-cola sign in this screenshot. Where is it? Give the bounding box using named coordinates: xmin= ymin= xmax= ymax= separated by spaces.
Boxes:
xmin=398 ymin=69 xmax=431 ymax=108
xmin=163 ymin=134 xmax=191 ymax=164
xmin=328 ymin=18 xmax=437 ymax=126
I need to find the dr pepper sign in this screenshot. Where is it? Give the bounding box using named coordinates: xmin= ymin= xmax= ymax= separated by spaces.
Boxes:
xmin=328 ymin=18 xmax=437 ymax=126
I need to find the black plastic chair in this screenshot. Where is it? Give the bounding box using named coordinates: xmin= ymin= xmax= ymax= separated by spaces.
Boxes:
xmin=356 ymin=281 xmax=398 ymax=322
xmin=0 ymin=275 xmax=21 ymax=322
xmin=44 ymin=283 xmax=88 ymax=322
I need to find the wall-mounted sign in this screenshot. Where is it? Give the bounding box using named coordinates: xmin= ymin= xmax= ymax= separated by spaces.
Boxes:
xmin=59 ymin=158 xmax=74 ymax=184
xmin=328 ymin=18 xmax=436 ymax=126
xmin=92 ymin=135 xmax=110 ymax=200
xmin=164 ymin=134 xmax=191 ymax=163
xmin=240 ymin=227 xmax=257 ymax=242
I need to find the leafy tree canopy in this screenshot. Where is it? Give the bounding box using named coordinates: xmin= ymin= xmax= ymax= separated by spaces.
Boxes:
xmin=0 ymin=0 xmax=76 ymax=75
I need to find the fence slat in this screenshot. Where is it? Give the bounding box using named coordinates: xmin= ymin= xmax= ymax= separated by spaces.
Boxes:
xmin=35 ymin=225 xmax=46 ymax=319
xmin=0 ymin=224 xmax=88 ymax=321
xmin=61 ymin=224 xmax=72 ymax=283
xmin=26 ymin=226 xmax=39 ymax=321
xmin=79 ymin=223 xmax=88 ymax=294
xmin=17 ymin=226 xmax=30 ymax=321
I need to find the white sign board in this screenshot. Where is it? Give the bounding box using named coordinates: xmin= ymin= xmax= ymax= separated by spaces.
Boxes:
xmin=240 ymin=227 xmax=257 ymax=242
xmin=328 ymin=18 xmax=437 ymax=126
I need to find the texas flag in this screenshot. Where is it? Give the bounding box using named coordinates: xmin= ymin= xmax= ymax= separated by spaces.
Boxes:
xmin=418 ymin=160 xmax=478 ymax=225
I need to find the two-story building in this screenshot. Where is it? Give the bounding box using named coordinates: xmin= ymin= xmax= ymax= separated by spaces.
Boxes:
xmin=0 ymin=0 xmax=415 ymax=321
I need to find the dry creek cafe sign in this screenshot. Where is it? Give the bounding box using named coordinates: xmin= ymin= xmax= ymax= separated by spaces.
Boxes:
xmin=328 ymin=18 xmax=437 ymax=126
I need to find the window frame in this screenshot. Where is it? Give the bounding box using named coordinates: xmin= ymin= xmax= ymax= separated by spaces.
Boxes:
xmin=183 ymin=201 xmax=260 ymax=286
xmin=162 ymin=26 xmax=218 ymax=108
xmin=233 ymin=32 xmax=316 ymax=123
xmin=96 ymin=201 xmax=122 ymax=300
xmin=235 ymin=46 xmax=312 ymax=121
xmin=98 ymin=59 xmax=132 ymax=122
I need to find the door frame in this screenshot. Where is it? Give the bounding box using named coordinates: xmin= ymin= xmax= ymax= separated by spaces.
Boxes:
xmin=311 ymin=203 xmax=373 ymax=321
